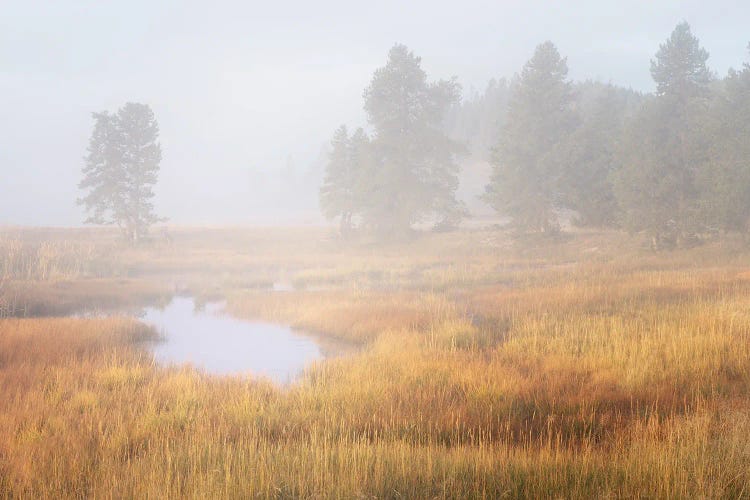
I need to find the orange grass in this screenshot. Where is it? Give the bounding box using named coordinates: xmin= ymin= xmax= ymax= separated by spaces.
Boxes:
xmin=1 ymin=227 xmax=750 ymax=497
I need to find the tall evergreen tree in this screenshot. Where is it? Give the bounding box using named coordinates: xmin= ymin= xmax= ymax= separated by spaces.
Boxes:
xmin=319 ymin=126 xmax=371 ymax=236
xmin=484 ymin=41 xmax=575 ymax=233
xmin=650 ymin=22 xmax=711 ymax=102
xmin=362 ymin=44 xmax=465 ymax=236
xmin=698 ymin=45 xmax=750 ymax=234
xmin=79 ymin=112 xmax=123 ymax=228
xmin=614 ymin=22 xmax=712 ymax=248
xmin=79 ymin=103 xmax=163 ymax=243
xmin=560 ymin=83 xmax=640 ymax=227
xmin=443 ymin=78 xmax=510 ymax=160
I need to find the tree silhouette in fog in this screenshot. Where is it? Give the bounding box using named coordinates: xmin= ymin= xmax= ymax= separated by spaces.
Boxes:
xmin=614 ymin=22 xmax=712 ymax=248
xmin=484 ymin=41 xmax=575 ymax=233
xmin=364 ymin=44 xmax=466 ymax=235
xmin=79 ymin=103 xmax=163 ymax=243
xmin=319 ymin=126 xmax=371 ymax=236
xmin=320 ymin=44 xmax=466 ymax=238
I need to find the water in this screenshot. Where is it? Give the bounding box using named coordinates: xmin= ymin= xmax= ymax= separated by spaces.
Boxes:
xmin=143 ymin=297 xmax=324 ymax=383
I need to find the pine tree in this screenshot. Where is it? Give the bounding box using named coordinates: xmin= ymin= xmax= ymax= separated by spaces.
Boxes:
xmin=79 ymin=103 xmax=163 ymax=242
xmin=560 ymin=83 xmax=641 ymax=227
xmin=614 ymin=22 xmax=712 ymax=248
xmin=484 ymin=41 xmax=575 ymax=233
xmin=79 ymin=112 xmax=123 ymax=227
xmin=650 ymin=22 xmax=711 ymax=102
xmin=698 ymin=45 xmax=750 ymax=234
xmin=319 ymin=126 xmax=372 ymax=236
xmin=443 ymin=78 xmax=509 ymax=159
xmin=362 ymin=44 xmax=465 ymax=236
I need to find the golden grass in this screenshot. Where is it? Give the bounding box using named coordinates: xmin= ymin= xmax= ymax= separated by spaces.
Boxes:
xmin=0 ymin=279 xmax=172 ymax=318
xmin=2 ymin=227 xmax=750 ymax=497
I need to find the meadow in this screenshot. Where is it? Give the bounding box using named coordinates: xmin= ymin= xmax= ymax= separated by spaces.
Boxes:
xmin=1 ymin=226 xmax=750 ymax=498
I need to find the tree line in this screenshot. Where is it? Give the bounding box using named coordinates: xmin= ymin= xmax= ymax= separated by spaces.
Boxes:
xmin=77 ymin=22 xmax=750 ymax=248
xmin=320 ymin=22 xmax=750 ymax=248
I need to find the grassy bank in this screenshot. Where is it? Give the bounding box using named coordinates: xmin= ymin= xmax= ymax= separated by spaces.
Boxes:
xmin=1 ymin=227 xmax=750 ymax=497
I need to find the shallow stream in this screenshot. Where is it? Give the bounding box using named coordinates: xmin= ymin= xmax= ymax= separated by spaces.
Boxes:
xmin=142 ymin=297 xmax=326 ymax=383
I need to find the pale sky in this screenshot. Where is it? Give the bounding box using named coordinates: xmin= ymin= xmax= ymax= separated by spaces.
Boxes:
xmin=2 ymin=0 xmax=749 ymax=225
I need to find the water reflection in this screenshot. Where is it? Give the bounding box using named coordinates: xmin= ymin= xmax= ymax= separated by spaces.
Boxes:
xmin=145 ymin=297 xmax=323 ymax=383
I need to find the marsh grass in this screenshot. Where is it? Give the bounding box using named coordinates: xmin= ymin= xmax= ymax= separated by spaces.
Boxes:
xmin=2 ymin=227 xmax=750 ymax=497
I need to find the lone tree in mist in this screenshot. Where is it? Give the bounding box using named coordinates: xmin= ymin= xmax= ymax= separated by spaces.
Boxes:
xmin=319 ymin=125 xmax=371 ymax=236
xmin=79 ymin=103 xmax=163 ymax=243
xmin=614 ymin=22 xmax=712 ymax=248
xmin=484 ymin=41 xmax=575 ymax=233
xmin=362 ymin=44 xmax=466 ymax=236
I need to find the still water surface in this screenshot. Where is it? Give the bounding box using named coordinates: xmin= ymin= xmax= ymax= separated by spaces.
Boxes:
xmin=143 ymin=297 xmax=324 ymax=383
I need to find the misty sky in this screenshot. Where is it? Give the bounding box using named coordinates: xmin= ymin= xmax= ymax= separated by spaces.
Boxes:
xmin=2 ymin=0 xmax=749 ymax=226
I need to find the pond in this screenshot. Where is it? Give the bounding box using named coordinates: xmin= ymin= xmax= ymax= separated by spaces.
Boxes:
xmin=142 ymin=297 xmax=325 ymax=383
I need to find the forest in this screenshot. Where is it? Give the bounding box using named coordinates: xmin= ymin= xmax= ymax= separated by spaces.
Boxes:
xmin=320 ymin=23 xmax=750 ymax=249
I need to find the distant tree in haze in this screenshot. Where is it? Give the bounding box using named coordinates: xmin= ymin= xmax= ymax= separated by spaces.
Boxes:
xmin=319 ymin=126 xmax=372 ymax=236
xmin=79 ymin=103 xmax=163 ymax=243
xmin=560 ymin=82 xmax=641 ymax=227
xmin=362 ymin=44 xmax=466 ymax=236
xmin=443 ymin=78 xmax=510 ymax=160
xmin=650 ymin=22 xmax=712 ymax=102
xmin=614 ymin=22 xmax=712 ymax=248
xmin=697 ymin=45 xmax=750 ymax=235
xmin=484 ymin=41 xmax=575 ymax=233
xmin=79 ymin=111 xmax=121 ymax=228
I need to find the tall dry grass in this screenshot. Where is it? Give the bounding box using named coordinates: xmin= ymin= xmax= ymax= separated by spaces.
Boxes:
xmin=2 ymin=227 xmax=750 ymax=497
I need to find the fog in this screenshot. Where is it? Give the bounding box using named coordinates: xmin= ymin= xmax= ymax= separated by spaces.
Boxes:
xmin=5 ymin=4 xmax=750 ymax=494
xmin=2 ymin=0 xmax=749 ymax=226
